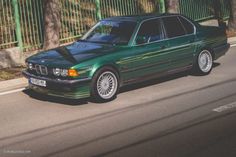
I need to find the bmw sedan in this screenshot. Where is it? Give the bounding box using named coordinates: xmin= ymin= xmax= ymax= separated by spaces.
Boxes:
xmin=23 ymin=13 xmax=229 ymax=102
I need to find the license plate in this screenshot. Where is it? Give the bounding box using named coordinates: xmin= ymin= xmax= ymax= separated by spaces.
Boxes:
xmin=30 ymin=78 xmax=46 ymax=87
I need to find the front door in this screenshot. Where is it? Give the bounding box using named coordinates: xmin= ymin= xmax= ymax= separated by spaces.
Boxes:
xmin=120 ymin=18 xmax=170 ymax=83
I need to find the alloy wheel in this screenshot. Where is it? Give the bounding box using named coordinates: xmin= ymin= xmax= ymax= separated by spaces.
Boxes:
xmin=198 ymin=50 xmax=213 ymax=73
xmin=96 ymin=71 xmax=118 ymax=100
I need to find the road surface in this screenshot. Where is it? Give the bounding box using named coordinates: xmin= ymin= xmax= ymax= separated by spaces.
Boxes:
xmin=0 ymin=47 xmax=236 ymax=157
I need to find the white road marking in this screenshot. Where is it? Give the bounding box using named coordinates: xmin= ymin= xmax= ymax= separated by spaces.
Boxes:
xmin=0 ymin=88 xmax=25 ymax=96
xmin=230 ymin=44 xmax=236 ymax=47
xmin=213 ymin=101 xmax=236 ymax=113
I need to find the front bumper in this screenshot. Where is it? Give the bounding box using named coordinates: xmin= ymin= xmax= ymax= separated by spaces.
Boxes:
xmin=22 ymin=70 xmax=91 ymax=99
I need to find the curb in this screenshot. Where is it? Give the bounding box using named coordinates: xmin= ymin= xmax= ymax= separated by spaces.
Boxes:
xmin=228 ymin=37 xmax=236 ymax=45
xmin=0 ymin=77 xmax=27 ymax=93
xmin=1 ymin=37 xmax=236 ymax=94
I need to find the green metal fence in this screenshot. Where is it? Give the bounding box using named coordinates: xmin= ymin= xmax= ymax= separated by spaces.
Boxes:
xmin=0 ymin=0 xmax=232 ymax=52
xmin=0 ymin=0 xmax=17 ymax=49
xmin=179 ymin=0 xmax=230 ymax=21
xmin=100 ymin=0 xmax=159 ymax=18
xmin=59 ymin=0 xmax=160 ymax=44
xmin=59 ymin=0 xmax=97 ymax=44
xmin=18 ymin=0 xmax=43 ymax=51
xmin=220 ymin=0 xmax=231 ymax=20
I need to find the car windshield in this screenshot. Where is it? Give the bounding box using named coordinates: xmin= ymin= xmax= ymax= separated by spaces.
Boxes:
xmin=81 ymin=20 xmax=137 ymax=45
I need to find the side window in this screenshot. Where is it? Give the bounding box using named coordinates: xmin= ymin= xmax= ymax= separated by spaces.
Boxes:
xmin=162 ymin=16 xmax=186 ymax=38
xmin=135 ymin=19 xmax=162 ymax=45
xmin=178 ymin=16 xmax=194 ymax=34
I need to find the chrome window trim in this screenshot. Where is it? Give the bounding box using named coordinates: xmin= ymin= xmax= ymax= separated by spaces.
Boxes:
xmin=132 ymin=17 xmax=162 ymax=46
xmin=132 ymin=15 xmax=196 ymax=47
xmin=132 ymin=17 xmax=164 ymax=46
xmin=178 ymin=15 xmax=196 ymax=35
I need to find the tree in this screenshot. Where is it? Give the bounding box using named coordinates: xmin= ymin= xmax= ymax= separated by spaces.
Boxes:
xmin=43 ymin=0 xmax=61 ymax=50
xmin=165 ymin=0 xmax=179 ymax=13
xmin=212 ymin=0 xmax=224 ymax=27
xmin=228 ymin=0 xmax=236 ymax=31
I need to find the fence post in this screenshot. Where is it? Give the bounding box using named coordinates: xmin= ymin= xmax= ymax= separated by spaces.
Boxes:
xmin=12 ymin=0 xmax=23 ymax=51
xmin=95 ymin=0 xmax=102 ymax=20
xmin=159 ymin=0 xmax=166 ymax=13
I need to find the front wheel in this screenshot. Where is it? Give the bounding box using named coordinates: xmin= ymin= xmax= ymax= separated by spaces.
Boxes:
xmin=91 ymin=67 xmax=119 ymax=102
xmin=195 ymin=50 xmax=213 ymax=75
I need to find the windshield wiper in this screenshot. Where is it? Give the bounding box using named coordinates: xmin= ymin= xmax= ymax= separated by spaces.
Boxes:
xmin=77 ymin=39 xmax=89 ymax=42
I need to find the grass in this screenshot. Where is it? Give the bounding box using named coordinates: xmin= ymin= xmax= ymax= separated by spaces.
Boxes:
xmin=0 ymin=66 xmax=25 ymax=81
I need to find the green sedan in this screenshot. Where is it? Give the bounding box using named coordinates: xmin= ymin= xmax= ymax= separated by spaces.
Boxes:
xmin=23 ymin=13 xmax=229 ymax=102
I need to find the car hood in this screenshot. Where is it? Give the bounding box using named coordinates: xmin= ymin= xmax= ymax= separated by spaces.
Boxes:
xmin=27 ymin=41 xmax=117 ymax=68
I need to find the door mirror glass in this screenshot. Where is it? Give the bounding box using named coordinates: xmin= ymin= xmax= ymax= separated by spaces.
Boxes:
xmin=136 ymin=36 xmax=149 ymax=45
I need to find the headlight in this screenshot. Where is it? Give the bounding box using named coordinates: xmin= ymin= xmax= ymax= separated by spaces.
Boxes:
xmin=26 ymin=62 xmax=33 ymax=70
xmin=53 ymin=68 xmax=79 ymax=77
xmin=28 ymin=63 xmax=33 ymax=70
xmin=60 ymin=69 xmax=68 ymax=77
xmin=53 ymin=68 xmax=61 ymax=76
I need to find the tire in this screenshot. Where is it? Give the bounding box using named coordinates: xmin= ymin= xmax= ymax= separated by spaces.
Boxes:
xmin=90 ymin=67 xmax=119 ymax=102
xmin=195 ymin=49 xmax=213 ymax=75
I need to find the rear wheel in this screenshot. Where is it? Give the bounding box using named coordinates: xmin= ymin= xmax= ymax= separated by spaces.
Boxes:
xmin=91 ymin=67 xmax=119 ymax=102
xmin=195 ymin=50 xmax=213 ymax=75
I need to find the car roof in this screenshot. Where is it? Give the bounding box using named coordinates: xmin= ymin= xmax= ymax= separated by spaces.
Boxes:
xmin=103 ymin=13 xmax=181 ymax=22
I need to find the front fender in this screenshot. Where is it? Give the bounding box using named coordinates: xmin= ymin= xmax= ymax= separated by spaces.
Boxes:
xmin=89 ymin=61 xmax=120 ymax=78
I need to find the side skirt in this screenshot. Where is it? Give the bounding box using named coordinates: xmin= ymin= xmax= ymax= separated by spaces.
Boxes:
xmin=121 ymin=65 xmax=193 ymax=87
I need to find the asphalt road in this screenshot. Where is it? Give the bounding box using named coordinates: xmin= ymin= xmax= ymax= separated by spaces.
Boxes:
xmin=0 ymin=47 xmax=236 ymax=157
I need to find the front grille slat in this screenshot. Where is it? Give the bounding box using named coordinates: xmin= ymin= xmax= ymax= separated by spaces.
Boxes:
xmin=33 ymin=64 xmax=48 ymax=76
xmin=35 ymin=65 xmax=41 ymax=74
xmin=40 ymin=65 xmax=48 ymax=75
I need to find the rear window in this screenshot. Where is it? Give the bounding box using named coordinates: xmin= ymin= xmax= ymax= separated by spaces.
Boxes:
xmin=162 ymin=16 xmax=186 ymax=38
xmin=178 ymin=16 xmax=194 ymax=34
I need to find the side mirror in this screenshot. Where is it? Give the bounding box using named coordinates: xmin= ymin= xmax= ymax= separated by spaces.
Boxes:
xmin=136 ymin=36 xmax=148 ymax=45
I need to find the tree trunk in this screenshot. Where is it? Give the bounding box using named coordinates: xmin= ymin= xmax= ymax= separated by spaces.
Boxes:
xmin=213 ymin=0 xmax=224 ymax=27
xmin=166 ymin=0 xmax=179 ymax=13
xmin=43 ymin=0 xmax=61 ymax=50
xmin=228 ymin=0 xmax=236 ymax=31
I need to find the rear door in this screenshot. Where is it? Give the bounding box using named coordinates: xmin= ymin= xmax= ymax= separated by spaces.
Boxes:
xmin=162 ymin=16 xmax=195 ymax=71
